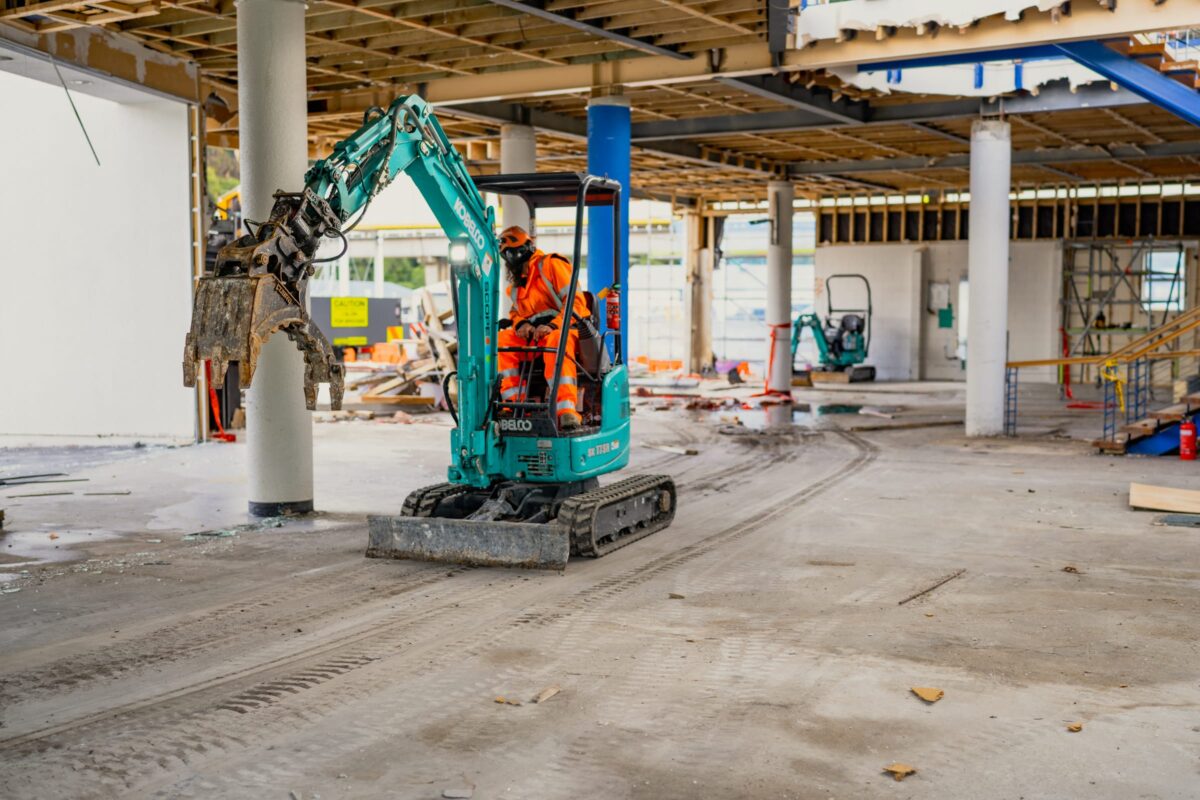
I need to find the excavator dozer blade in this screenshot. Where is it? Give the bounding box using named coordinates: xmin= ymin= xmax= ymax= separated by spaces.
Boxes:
xmin=182 ymin=274 xmax=345 ymax=411
xmin=366 ymin=515 xmax=571 ymax=571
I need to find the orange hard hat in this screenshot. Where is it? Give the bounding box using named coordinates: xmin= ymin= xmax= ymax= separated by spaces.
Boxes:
xmin=499 ymin=226 xmax=531 ymax=251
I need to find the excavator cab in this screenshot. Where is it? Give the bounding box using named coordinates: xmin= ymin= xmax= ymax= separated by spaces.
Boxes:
xmin=472 ymin=172 xmax=619 ymax=436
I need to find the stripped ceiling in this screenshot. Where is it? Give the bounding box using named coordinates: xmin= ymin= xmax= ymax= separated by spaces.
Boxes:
xmin=3 ymin=0 xmax=1200 ymax=202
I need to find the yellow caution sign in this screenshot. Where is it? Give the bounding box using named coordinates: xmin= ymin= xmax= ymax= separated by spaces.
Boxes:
xmin=333 ymin=336 xmax=368 ymax=346
xmin=386 ymin=325 xmax=405 ymax=342
xmin=330 ymin=297 xmax=368 ymax=328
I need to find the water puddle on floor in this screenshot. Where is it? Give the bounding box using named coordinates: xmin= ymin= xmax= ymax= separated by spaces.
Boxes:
xmin=0 ymin=528 xmax=121 ymax=566
xmin=701 ymin=402 xmax=864 ymax=431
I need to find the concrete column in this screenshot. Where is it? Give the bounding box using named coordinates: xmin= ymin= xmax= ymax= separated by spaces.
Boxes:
xmin=373 ymin=231 xmax=385 ymax=298
xmin=587 ymin=94 xmax=631 ymax=352
xmin=966 ymin=119 xmax=1012 ymax=437
xmin=337 ymin=249 xmax=351 ymax=296
xmin=499 ymin=123 xmax=535 ymax=315
xmin=686 ymin=210 xmax=713 ymax=374
xmin=765 ymin=179 xmax=794 ymax=396
xmin=237 ymin=0 xmax=313 ymax=515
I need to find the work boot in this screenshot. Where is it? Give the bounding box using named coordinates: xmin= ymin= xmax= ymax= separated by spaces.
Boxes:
xmin=559 ymin=412 xmax=582 ymax=431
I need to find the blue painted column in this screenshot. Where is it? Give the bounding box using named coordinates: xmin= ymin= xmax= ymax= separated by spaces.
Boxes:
xmin=587 ymin=95 xmax=631 ymax=356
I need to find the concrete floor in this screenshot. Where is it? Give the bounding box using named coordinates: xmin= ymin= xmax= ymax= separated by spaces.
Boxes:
xmin=1 ymin=381 xmax=1198 ymax=799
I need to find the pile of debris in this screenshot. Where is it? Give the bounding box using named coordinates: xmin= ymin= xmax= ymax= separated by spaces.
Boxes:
xmin=347 ymin=284 xmax=457 ymax=409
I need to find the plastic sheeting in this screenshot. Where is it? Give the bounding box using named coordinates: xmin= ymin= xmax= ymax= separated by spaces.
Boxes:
xmin=796 ymin=0 xmax=1070 ymax=46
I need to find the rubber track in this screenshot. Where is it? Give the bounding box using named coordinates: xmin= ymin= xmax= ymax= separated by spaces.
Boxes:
xmin=560 ymin=474 xmax=677 ymax=558
xmin=401 ymin=482 xmax=466 ymax=517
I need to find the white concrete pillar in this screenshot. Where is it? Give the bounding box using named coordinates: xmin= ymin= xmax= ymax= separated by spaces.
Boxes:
xmin=686 ymin=210 xmax=713 ymax=374
xmin=238 ymin=0 xmax=313 ymax=515
xmin=337 ymin=249 xmax=351 ymax=296
xmin=966 ymin=120 xmax=1012 ymax=437
xmin=373 ymin=231 xmax=385 ymax=298
xmin=499 ymin=123 xmax=535 ymax=314
xmin=765 ymin=180 xmax=794 ymax=396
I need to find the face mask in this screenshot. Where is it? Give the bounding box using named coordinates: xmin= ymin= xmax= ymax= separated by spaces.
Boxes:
xmin=502 ymin=242 xmax=533 ymax=273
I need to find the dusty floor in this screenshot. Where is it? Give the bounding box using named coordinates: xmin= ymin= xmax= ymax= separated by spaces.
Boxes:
xmin=1 ymin=381 xmax=1198 ymax=799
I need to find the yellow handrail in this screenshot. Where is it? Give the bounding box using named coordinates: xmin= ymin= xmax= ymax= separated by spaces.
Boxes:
xmin=1007 ymin=308 xmax=1200 ymax=369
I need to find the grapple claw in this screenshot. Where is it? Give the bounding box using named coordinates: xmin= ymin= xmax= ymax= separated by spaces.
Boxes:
xmin=183 ymin=274 xmax=344 ymax=411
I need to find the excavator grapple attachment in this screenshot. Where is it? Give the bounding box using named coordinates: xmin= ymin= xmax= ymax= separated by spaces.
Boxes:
xmin=182 ymin=274 xmax=345 ymax=411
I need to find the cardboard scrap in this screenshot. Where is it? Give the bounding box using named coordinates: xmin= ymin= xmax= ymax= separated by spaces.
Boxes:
xmin=883 ymin=763 xmax=916 ymax=781
xmin=911 ymin=687 xmax=944 ymax=704
xmin=533 ymin=685 xmax=561 ymax=704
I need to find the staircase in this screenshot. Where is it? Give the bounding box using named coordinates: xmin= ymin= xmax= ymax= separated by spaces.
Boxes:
xmin=1098 ymin=391 xmax=1200 ymax=455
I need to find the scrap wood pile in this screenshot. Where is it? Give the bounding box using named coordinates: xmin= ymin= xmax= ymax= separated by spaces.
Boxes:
xmin=347 ymin=284 xmax=457 ymax=409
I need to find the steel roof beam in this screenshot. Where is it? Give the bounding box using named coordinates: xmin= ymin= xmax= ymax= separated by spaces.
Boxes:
xmin=788 ymin=141 xmax=1200 ymax=177
xmin=435 ymin=101 xmax=780 ymax=178
xmin=631 ymin=83 xmax=1144 ymax=141
xmin=482 ymin=0 xmax=689 ymax=60
xmin=718 ymin=74 xmax=867 ymax=124
xmin=1056 ymin=39 xmax=1200 ymax=129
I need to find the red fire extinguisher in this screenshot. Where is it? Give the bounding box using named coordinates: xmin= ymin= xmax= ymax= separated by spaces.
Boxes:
xmin=603 ymin=285 xmax=621 ymax=331
xmin=1181 ymin=421 xmax=1196 ymax=461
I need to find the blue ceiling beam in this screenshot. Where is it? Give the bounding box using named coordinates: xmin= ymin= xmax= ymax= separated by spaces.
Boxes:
xmin=857 ymin=45 xmax=1064 ymax=73
xmin=1055 ymin=40 xmax=1200 ymax=128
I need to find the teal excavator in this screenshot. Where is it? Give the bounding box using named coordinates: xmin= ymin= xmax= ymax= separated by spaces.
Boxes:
xmin=183 ymin=96 xmax=676 ymax=570
xmin=791 ymin=273 xmax=875 ymax=382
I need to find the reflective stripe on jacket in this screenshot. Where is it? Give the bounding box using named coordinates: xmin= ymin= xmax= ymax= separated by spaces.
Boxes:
xmin=507 ymin=250 xmax=589 ymax=332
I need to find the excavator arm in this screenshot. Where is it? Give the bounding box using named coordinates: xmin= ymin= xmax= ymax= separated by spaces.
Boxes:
xmin=184 ymin=96 xmax=500 ymax=477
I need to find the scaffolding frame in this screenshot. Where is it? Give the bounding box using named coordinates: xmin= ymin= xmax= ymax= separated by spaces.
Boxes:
xmin=1060 ymin=238 xmax=1196 ymax=393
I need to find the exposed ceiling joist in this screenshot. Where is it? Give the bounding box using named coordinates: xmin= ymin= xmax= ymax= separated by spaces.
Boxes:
xmin=436 ymin=100 xmax=781 ymax=179
xmin=483 ymin=0 xmax=688 ymax=60
xmin=630 ymin=83 xmax=1145 ymax=141
xmin=717 ymin=74 xmax=867 ymax=124
xmin=788 ymin=141 xmax=1200 ymax=178
xmin=336 ymin=1 xmax=1200 ymax=106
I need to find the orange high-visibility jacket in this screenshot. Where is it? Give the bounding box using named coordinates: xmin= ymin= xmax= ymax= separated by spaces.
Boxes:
xmin=507 ymin=250 xmax=589 ymax=332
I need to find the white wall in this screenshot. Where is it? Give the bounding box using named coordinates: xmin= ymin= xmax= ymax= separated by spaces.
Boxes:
xmin=0 ymin=71 xmax=194 ymax=437
xmin=814 ymin=241 xmax=1061 ymax=382
xmin=813 ymin=244 xmax=923 ymax=380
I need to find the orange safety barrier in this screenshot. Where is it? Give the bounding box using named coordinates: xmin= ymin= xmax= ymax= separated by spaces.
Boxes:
xmin=633 ymin=356 xmax=684 ymax=373
xmin=370 ymin=342 xmax=405 ymax=364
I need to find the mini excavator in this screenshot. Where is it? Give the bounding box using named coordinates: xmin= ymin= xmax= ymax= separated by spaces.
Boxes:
xmin=792 ymin=273 xmax=876 ymax=382
xmin=183 ymin=96 xmax=676 ymax=570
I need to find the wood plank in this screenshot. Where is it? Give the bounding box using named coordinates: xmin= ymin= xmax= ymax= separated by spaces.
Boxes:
xmin=419 ymin=285 xmax=457 ymax=377
xmin=810 ymin=370 xmax=851 ymax=384
xmin=1130 ymin=482 xmax=1200 ymax=513
xmin=1093 ymin=434 xmax=1128 ymax=454
xmin=357 ymin=394 xmax=436 ymax=406
xmin=1151 ymin=404 xmax=1189 ymax=422
xmin=1119 ymin=418 xmax=1159 ymax=436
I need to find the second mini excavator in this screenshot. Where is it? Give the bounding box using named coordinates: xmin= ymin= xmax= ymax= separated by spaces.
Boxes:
xmin=183 ymin=95 xmax=676 ymax=570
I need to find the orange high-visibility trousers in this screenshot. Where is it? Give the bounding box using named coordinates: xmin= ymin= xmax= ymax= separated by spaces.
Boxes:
xmin=497 ymin=326 xmax=579 ymax=421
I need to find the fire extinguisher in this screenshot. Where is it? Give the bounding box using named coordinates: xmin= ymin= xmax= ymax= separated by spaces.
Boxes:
xmin=604 ymin=285 xmax=621 ymax=331
xmin=1180 ymin=420 xmax=1196 ymax=461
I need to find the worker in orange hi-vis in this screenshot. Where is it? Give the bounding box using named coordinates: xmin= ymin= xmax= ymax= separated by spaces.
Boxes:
xmin=496 ymin=225 xmax=588 ymax=430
